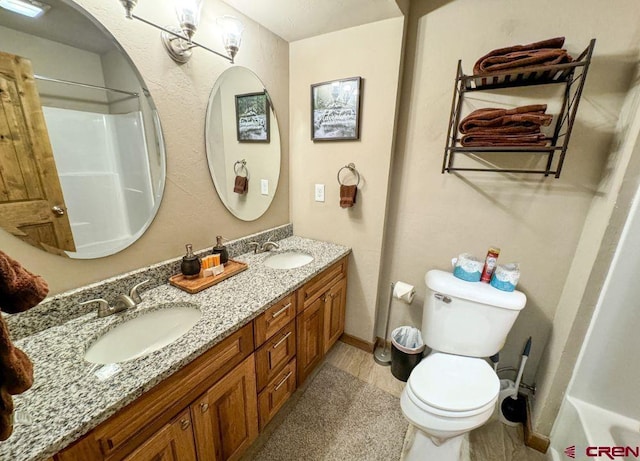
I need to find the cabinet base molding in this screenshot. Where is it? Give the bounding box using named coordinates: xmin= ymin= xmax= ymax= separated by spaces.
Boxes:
xmin=340 ymin=334 xmax=374 ymax=353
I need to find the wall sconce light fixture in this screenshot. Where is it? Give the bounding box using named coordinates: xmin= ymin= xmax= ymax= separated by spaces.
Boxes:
xmin=118 ymin=0 xmax=244 ymax=64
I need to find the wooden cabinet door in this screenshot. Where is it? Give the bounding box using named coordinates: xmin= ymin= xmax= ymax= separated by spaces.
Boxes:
xmin=296 ymin=296 xmax=324 ymax=385
xmin=324 ymin=277 xmax=347 ymax=354
xmin=0 ymin=51 xmax=75 ymax=252
xmin=190 ymin=355 xmax=258 ymax=461
xmin=122 ymin=410 xmax=196 ymax=461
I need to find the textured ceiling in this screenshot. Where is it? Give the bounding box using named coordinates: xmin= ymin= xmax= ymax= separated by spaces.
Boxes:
xmin=221 ymin=0 xmax=404 ymax=42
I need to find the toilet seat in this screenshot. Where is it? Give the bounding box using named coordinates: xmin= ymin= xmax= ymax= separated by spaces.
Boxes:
xmin=407 ymin=352 xmax=499 ymax=417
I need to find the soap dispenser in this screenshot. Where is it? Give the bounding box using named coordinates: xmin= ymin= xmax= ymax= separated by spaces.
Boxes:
xmin=181 ymin=244 xmax=201 ymax=279
xmin=212 ymin=236 xmax=228 ymax=265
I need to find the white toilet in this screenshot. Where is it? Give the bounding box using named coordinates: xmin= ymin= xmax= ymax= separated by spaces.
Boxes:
xmin=400 ymin=269 xmax=526 ymax=460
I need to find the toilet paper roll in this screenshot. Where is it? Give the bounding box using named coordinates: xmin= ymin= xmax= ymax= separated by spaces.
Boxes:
xmin=393 ymin=281 xmax=415 ymax=304
xmin=453 ymin=253 xmax=484 ymax=282
xmin=490 ymin=263 xmax=520 ymax=292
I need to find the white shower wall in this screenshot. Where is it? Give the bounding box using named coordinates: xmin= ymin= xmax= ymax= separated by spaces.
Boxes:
xmin=42 ymin=107 xmax=153 ymax=258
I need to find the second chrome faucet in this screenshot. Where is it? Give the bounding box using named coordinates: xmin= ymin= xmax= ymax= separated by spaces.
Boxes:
xmin=81 ymin=279 xmax=151 ymax=318
xmin=248 ymin=239 xmax=280 ymax=254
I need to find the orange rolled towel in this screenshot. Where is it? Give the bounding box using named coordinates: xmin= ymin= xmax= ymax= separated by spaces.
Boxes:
xmin=340 ymin=185 xmax=358 ymax=208
xmin=0 ymin=251 xmax=49 ymax=314
xmin=234 ymin=175 xmax=248 ymax=194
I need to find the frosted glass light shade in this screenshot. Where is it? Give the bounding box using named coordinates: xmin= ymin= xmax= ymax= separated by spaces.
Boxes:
xmin=217 ymin=16 xmax=244 ymax=61
xmin=174 ymin=0 xmax=203 ymax=40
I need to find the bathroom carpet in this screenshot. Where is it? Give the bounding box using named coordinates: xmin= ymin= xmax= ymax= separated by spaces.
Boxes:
xmin=250 ymin=363 xmax=408 ymax=461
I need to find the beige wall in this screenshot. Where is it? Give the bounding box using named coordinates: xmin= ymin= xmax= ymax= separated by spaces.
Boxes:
xmin=380 ymin=0 xmax=640 ymax=413
xmin=290 ymin=18 xmax=406 ymax=341
xmin=533 ymin=50 xmax=640 ymax=434
xmin=0 ymin=0 xmax=290 ymax=295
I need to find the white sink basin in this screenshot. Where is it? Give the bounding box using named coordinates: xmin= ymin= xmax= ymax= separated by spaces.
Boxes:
xmin=264 ymin=252 xmax=314 ymax=270
xmin=84 ymin=303 xmax=201 ymax=364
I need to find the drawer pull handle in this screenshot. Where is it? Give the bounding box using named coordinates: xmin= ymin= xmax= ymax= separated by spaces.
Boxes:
xmin=272 ymin=303 xmax=292 ymax=318
xmin=200 ymin=403 xmax=209 ymax=413
xmin=274 ymin=371 xmax=292 ymax=391
xmin=272 ymin=331 xmax=292 ymax=349
xmin=180 ymin=419 xmax=191 ymax=431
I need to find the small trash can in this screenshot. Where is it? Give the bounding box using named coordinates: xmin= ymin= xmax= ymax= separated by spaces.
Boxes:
xmin=390 ymin=326 xmax=426 ymax=382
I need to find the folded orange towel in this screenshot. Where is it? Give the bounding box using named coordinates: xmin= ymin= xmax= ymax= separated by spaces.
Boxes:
xmin=0 ymin=251 xmax=49 ymax=314
xmin=473 ymin=37 xmax=568 ymax=75
xmin=461 ymin=133 xmax=548 ymax=147
xmin=340 ymin=185 xmax=357 ymax=208
xmin=234 ymin=175 xmax=248 ymax=194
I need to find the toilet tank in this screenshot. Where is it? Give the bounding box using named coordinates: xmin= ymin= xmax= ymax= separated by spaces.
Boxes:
xmin=422 ymin=270 xmax=526 ymax=357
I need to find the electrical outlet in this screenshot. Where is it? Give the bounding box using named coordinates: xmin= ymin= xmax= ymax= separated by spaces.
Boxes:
xmin=260 ymin=179 xmax=268 ymax=195
xmin=314 ymin=184 xmax=325 ymax=202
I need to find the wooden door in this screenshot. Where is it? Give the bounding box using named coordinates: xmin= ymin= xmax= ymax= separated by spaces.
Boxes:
xmin=296 ymin=296 xmax=324 ymax=385
xmin=122 ymin=410 xmax=197 ymax=461
xmin=0 ymin=51 xmax=75 ymax=252
xmin=324 ymin=277 xmax=347 ymax=354
xmin=190 ymin=355 xmax=258 ymax=461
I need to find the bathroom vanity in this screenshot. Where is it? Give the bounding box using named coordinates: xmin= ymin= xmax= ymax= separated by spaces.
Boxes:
xmin=1 ymin=234 xmax=350 ymax=461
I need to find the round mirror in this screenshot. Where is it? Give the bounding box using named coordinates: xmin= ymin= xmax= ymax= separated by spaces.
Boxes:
xmin=0 ymin=0 xmax=165 ymax=259
xmin=205 ymin=66 xmax=281 ymax=221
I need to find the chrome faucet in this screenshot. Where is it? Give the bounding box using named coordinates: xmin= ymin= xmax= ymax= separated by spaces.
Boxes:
xmin=81 ymin=279 xmax=150 ymax=318
xmin=248 ymin=239 xmax=280 ymax=254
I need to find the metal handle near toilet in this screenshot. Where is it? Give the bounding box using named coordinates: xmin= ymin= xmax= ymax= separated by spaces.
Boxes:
xmin=434 ymin=293 xmax=452 ymax=304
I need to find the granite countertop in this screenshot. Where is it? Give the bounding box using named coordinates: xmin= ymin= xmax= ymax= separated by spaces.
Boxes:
xmin=0 ymin=236 xmax=350 ymax=461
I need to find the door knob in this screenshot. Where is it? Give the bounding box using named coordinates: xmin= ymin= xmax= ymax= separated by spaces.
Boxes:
xmin=51 ymin=205 xmax=65 ymax=216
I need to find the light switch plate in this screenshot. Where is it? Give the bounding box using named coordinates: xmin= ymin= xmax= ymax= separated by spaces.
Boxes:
xmin=315 ymin=184 xmax=325 ymax=202
xmin=261 ymin=179 xmax=269 ymax=195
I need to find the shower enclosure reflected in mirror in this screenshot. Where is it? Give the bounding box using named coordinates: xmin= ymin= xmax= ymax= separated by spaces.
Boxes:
xmin=206 ymin=66 xmax=281 ymax=221
xmin=0 ymin=0 xmax=166 ymax=259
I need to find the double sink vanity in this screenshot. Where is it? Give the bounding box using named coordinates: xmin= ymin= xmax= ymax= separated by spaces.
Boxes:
xmin=1 ymin=231 xmax=351 ymax=461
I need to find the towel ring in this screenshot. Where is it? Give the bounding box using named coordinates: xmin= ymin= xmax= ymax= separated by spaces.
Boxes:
xmin=337 ymin=163 xmax=361 ymax=187
xmin=234 ymin=159 xmax=248 ymax=177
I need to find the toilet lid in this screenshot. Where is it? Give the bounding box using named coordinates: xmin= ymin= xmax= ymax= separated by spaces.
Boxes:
xmin=408 ymin=353 xmax=499 ymax=412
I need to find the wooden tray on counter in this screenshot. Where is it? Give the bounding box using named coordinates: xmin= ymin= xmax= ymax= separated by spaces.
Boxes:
xmin=169 ymin=259 xmax=248 ymax=294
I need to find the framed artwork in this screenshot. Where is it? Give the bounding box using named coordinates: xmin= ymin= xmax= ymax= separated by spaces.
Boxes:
xmin=235 ymin=91 xmax=270 ymax=142
xmin=311 ymin=76 xmax=362 ymax=141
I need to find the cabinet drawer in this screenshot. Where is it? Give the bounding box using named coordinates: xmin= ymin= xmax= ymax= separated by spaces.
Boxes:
xmin=255 ymin=320 xmax=296 ymax=392
xmin=297 ymin=257 xmax=348 ymax=313
xmin=90 ymin=323 xmax=253 ymax=459
xmin=258 ymin=359 xmax=296 ymax=431
xmin=254 ymin=293 xmax=296 ymax=347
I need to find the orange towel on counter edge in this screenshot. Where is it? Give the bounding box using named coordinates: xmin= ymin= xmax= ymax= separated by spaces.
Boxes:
xmin=0 ymin=250 xmax=47 ymax=441
xmin=0 ymin=250 xmax=49 ymax=314
xmin=234 ymin=175 xmax=248 ymax=194
xmin=0 ymin=315 xmax=34 ymax=441
xmin=340 ymin=185 xmax=357 ymax=208
xmin=0 ymin=387 xmax=14 ymax=442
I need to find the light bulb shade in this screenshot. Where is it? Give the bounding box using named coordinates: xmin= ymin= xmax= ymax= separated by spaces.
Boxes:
xmin=174 ymin=0 xmax=203 ymax=40
xmin=119 ymin=0 xmax=137 ymax=19
xmin=217 ymin=16 xmax=244 ymax=61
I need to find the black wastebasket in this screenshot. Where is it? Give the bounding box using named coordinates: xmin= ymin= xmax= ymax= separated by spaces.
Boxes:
xmin=390 ymin=326 xmax=425 ymax=382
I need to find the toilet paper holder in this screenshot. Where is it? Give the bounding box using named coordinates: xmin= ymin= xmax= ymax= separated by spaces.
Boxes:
xmin=374 ymin=280 xmax=416 ymax=366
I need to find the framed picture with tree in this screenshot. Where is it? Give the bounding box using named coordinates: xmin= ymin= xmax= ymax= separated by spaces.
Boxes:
xmin=235 ymin=91 xmax=270 ymax=142
xmin=311 ymin=77 xmax=362 ymax=141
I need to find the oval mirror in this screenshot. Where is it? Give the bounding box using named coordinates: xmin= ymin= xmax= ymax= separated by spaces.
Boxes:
xmin=0 ymin=0 xmax=165 ymax=259
xmin=205 ymin=66 xmax=280 ymax=221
